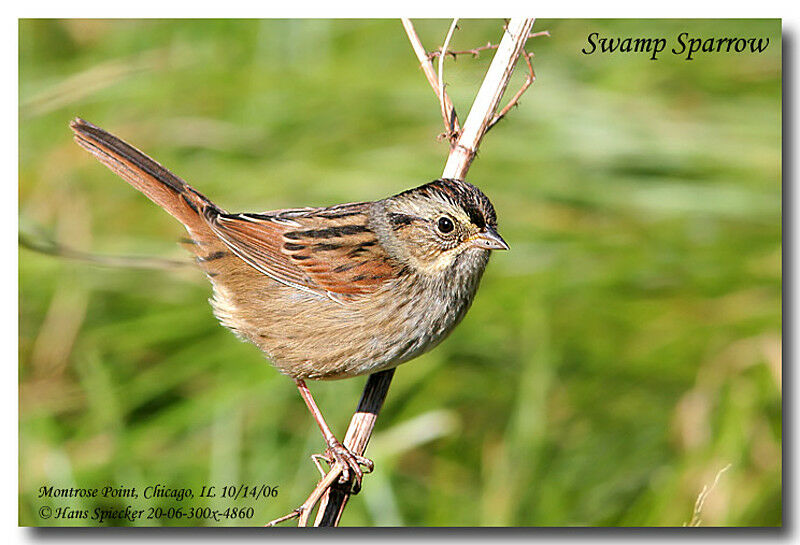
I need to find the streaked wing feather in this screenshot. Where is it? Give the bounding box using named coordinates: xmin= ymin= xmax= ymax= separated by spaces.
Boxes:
xmin=209 ymin=213 xmax=316 ymax=291
xmin=205 ymin=204 xmax=397 ymax=298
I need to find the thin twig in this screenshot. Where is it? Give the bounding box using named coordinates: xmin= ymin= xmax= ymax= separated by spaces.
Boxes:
xmin=685 ymin=464 xmax=732 ymax=527
xmin=431 ymin=40 xmax=498 ymax=60
xmin=428 ymin=30 xmax=549 ymax=60
xmin=438 ymin=19 xmax=460 ymax=142
xmin=19 ymin=231 xmax=192 ymax=270
xmin=488 ymin=49 xmax=536 ymax=131
xmin=265 ymin=509 xmax=301 ymax=527
xmin=265 ymin=463 xmax=343 ymax=527
xmin=298 ymin=465 xmax=344 ymax=526
xmin=401 ymin=19 xmax=461 ymax=142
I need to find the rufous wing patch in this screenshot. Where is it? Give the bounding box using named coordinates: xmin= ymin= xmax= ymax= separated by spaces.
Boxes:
xmin=205 ymin=205 xmax=397 ymax=298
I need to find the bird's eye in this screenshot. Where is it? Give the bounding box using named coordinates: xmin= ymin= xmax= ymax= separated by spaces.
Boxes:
xmin=437 ymin=216 xmax=454 ymax=234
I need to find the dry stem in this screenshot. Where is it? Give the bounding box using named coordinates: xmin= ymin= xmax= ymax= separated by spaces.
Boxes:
xmin=19 ymin=230 xmax=191 ymax=270
xmin=427 ymin=30 xmax=549 ymax=60
xmin=265 ymin=464 xmax=343 ymax=527
xmin=684 ymin=464 xmax=732 ymax=527
xmin=488 ymin=49 xmax=536 ymax=131
xmin=401 ymin=19 xmax=461 ymax=143
xmin=437 ymin=19 xmax=460 ymax=141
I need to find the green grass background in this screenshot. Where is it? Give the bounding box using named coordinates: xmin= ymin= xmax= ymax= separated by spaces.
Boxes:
xmin=19 ymin=19 xmax=781 ymax=526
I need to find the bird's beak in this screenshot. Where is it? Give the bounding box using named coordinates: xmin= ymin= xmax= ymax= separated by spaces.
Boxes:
xmin=469 ymin=228 xmax=510 ymax=251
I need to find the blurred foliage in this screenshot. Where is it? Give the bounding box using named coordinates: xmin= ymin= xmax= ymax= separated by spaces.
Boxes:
xmin=19 ymin=19 xmax=781 ymax=526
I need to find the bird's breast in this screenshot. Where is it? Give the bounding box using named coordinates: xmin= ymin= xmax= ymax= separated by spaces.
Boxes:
xmin=210 ymin=249 xmax=489 ymax=381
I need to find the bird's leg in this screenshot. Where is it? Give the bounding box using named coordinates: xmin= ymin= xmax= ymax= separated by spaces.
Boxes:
xmin=294 ymin=379 xmax=374 ymax=493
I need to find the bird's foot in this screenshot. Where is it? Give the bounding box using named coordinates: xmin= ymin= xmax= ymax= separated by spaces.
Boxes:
xmin=320 ymin=440 xmax=374 ymax=494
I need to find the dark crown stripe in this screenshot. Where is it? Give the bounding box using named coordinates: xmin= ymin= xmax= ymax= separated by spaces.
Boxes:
xmin=395 ymin=178 xmax=497 ymax=229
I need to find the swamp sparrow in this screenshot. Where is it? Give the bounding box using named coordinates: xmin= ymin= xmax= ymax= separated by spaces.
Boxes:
xmin=70 ymin=118 xmax=508 ymax=491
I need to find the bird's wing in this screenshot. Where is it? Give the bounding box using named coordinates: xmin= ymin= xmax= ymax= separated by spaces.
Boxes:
xmin=204 ymin=204 xmax=398 ymax=298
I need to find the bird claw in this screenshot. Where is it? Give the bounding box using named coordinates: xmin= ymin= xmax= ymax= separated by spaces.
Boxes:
xmin=321 ymin=441 xmax=374 ymax=494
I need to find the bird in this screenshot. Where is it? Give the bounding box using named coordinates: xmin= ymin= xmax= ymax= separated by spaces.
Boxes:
xmin=69 ymin=118 xmax=509 ymax=492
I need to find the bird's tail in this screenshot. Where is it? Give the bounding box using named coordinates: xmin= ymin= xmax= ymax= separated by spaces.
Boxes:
xmin=70 ymin=118 xmax=220 ymax=247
